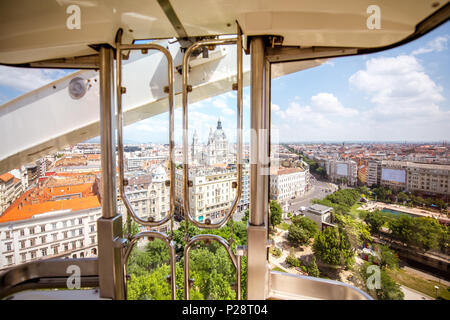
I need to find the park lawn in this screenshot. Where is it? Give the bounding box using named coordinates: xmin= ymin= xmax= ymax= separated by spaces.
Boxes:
xmin=349 ymin=202 xmax=364 ymax=217
xmin=277 ymin=222 xmax=290 ymax=231
xmin=386 ymin=268 xmax=450 ymax=300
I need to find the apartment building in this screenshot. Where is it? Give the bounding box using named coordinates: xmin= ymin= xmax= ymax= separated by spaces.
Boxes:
xmin=175 ymin=166 xmax=237 ymax=223
xmin=269 ymin=167 xmax=307 ymax=202
xmin=118 ymin=166 xmax=170 ymax=233
xmin=367 ymin=160 xmax=450 ymax=195
xmin=0 ymin=181 xmax=101 ymax=270
xmin=405 ymin=162 xmax=450 ymax=196
xmin=0 ymin=173 xmax=22 ymax=215
xmin=326 ymin=159 xmax=358 ymax=186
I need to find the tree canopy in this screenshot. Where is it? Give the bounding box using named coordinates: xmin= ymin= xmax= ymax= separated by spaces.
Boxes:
xmin=312 ymin=226 xmax=354 ymax=267
xmin=269 ymin=200 xmax=283 ymax=229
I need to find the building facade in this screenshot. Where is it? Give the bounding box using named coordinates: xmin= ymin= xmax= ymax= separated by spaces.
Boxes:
xmin=368 ymin=160 xmax=450 ymax=196
xmin=0 ymin=173 xmax=22 ymax=214
xmin=175 ymin=166 xmax=237 ymax=223
xmin=269 ymin=167 xmax=307 ymax=202
xmin=0 ymin=179 xmax=102 ymax=270
xmin=326 ymin=159 xmax=358 ymax=186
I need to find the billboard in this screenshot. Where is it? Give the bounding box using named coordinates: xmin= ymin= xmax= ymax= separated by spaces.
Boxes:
xmin=336 ymin=163 xmax=348 ymax=176
xmin=381 ymin=168 xmax=406 ymax=183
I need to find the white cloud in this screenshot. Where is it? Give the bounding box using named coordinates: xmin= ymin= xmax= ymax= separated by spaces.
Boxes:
xmin=0 ymin=65 xmax=70 ymax=92
xmin=221 ymin=107 xmax=235 ymax=115
xmin=349 ymin=55 xmax=446 ymax=122
xmin=411 ymin=35 xmax=449 ymax=55
xmin=271 ymin=52 xmax=449 ymax=142
xmin=212 ymin=99 xmax=227 ymax=109
xmin=310 ymin=93 xmax=358 ymax=116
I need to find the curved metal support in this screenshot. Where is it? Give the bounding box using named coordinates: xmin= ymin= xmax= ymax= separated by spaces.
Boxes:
xmin=123 ymin=231 xmax=177 ymax=300
xmin=183 ymin=234 xmax=241 ymax=300
xmin=0 ymin=258 xmax=99 ymax=300
xmin=116 ymin=41 xmax=175 ymax=228
xmin=182 ymin=35 xmax=243 ymax=229
xmin=268 ymin=271 xmax=373 ymax=300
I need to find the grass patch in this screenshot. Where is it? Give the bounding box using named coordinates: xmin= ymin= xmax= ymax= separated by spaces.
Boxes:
xmin=277 ymin=222 xmax=290 ymax=231
xmin=272 ymin=266 xmax=287 ymax=273
xmin=349 ymin=202 xmax=363 ymax=217
xmin=386 ymin=268 xmax=450 ymax=300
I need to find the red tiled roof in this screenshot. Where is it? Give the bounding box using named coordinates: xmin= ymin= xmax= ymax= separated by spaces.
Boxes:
xmin=0 ymin=180 xmax=101 ymax=223
xmin=0 ymin=172 xmax=14 ymax=182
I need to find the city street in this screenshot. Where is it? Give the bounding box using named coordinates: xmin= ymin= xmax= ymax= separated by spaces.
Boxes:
xmin=288 ymin=178 xmax=338 ymax=214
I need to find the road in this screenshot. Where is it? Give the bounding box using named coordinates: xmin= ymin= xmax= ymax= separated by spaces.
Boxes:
xmin=401 ymin=286 xmax=434 ymax=300
xmin=288 ymin=178 xmax=338 ymax=214
xmin=233 ymin=177 xmax=337 ymax=221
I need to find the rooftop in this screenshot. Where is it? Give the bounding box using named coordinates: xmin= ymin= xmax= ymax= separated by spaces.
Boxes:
xmin=308 ymin=204 xmax=333 ymax=215
xmin=0 ymin=177 xmax=101 ymax=223
xmin=0 ymin=172 xmax=14 ymax=182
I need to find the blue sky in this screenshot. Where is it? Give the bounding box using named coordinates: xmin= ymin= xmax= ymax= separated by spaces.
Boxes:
xmin=0 ymin=21 xmax=449 ymax=144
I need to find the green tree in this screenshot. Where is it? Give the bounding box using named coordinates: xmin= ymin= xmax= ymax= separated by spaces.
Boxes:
xmin=127 ymin=264 xmax=172 ymax=300
xmin=291 ymin=216 xmax=319 ymax=238
xmin=336 ymin=213 xmax=371 ymax=248
xmin=375 ymin=245 xmax=399 ymax=269
xmin=145 ymin=238 xmax=170 ymax=269
xmin=377 ymin=269 xmax=404 ymax=300
xmin=306 ymin=257 xmax=320 ymax=277
xmin=269 ymin=200 xmax=282 ymax=230
xmin=360 ymin=263 xmax=404 ymax=300
xmin=397 ymin=192 xmax=409 ymax=203
xmin=389 ymin=215 xmax=444 ymax=251
xmin=287 ymin=223 xmax=310 ymax=246
xmin=186 ymin=247 xmax=236 ymax=300
xmin=242 ymin=209 xmax=249 ymax=222
xmin=313 ymin=227 xmax=354 ymax=267
xmin=285 ymin=251 xmax=301 ymax=268
xmin=373 ymin=186 xmax=392 ymax=202
xmin=364 ymin=210 xmax=385 ymax=234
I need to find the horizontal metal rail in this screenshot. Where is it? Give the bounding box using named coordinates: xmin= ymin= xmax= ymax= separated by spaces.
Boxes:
xmin=0 ymin=258 xmax=99 ymax=299
xmin=268 ymin=271 xmax=373 ymax=300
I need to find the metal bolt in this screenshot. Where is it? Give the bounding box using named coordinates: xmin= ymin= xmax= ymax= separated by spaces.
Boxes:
xmin=232 ymin=83 xmax=238 ymax=91
xmin=188 ymin=180 xmax=193 ymax=187
xmin=163 ymin=86 xmax=170 ymax=94
xmin=123 ymin=178 xmax=129 ymax=186
xmin=186 ymin=85 xmax=192 ymax=92
xmin=232 ymin=181 xmax=237 ymax=188
xmin=120 ymin=87 xmax=126 ymax=94
xmin=165 ymin=180 xmax=170 ymax=187
xmin=141 ymin=49 xmax=148 ymax=54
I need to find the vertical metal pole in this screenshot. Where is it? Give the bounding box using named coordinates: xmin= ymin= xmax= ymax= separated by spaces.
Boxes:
xmin=264 ymin=59 xmax=271 ymax=239
xmin=247 ymin=37 xmax=269 ymax=300
xmin=97 ymin=46 xmax=125 ymax=300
